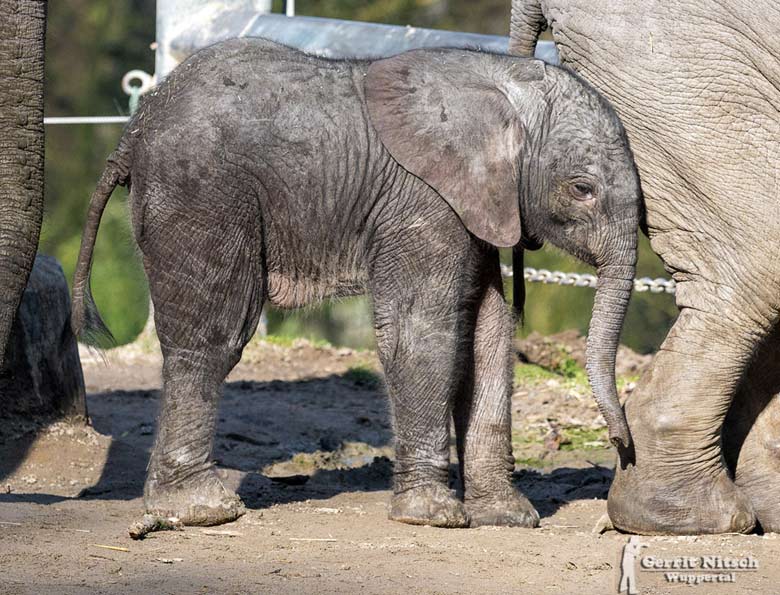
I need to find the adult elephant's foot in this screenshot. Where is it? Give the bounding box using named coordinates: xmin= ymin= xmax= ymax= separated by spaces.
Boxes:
xmin=608 ymin=462 xmax=755 ymax=535
xmin=607 ymin=309 xmax=763 ymax=535
xmin=144 ymin=468 xmax=246 ymax=527
xmin=389 ymin=484 xmax=469 ymax=528
xmin=465 ymin=489 xmax=539 ymax=528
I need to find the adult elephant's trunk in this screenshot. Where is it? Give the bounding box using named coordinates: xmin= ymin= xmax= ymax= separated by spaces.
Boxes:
xmin=586 ymin=260 xmax=635 ymax=449
xmin=0 ymin=0 xmax=47 ymax=363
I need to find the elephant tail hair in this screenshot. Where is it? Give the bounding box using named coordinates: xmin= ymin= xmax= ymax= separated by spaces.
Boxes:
xmin=71 ymin=150 xmax=131 ymax=348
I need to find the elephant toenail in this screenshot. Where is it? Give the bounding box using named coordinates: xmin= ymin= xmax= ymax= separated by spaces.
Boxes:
xmin=730 ymin=511 xmax=754 ymax=533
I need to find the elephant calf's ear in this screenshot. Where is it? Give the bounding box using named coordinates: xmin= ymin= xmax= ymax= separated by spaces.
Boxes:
xmin=366 ymin=49 xmax=535 ymax=248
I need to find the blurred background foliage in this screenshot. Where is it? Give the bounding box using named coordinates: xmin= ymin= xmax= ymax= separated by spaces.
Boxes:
xmin=42 ymin=0 xmax=676 ymax=353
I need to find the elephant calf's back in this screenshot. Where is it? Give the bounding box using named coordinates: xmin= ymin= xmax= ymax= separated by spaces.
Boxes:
xmin=126 ymin=38 xmax=392 ymax=311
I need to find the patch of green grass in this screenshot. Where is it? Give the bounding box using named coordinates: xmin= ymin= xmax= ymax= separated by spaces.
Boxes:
xmin=261 ymin=334 xmax=332 ymax=349
xmin=512 ymin=429 xmax=544 ymax=446
xmin=513 ymin=360 xmax=591 ymax=392
xmin=344 ymin=364 xmax=382 ymax=389
xmin=552 ymin=354 xmax=588 ymax=383
xmin=514 ymin=363 xmax=560 ymax=385
xmin=261 ymin=334 xmax=296 ymax=348
xmin=514 ymin=456 xmax=549 ymax=469
xmin=559 ymin=427 xmax=609 ymax=451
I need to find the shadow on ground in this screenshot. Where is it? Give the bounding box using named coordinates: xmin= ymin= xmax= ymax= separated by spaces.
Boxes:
xmin=0 ymin=370 xmax=615 ymax=520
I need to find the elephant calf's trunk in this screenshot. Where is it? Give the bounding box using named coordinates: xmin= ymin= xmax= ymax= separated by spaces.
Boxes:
xmin=586 ymin=263 xmax=635 ymax=449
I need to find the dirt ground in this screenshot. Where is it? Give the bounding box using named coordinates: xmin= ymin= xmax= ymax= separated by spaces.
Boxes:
xmin=1 ymin=335 xmax=779 ymax=594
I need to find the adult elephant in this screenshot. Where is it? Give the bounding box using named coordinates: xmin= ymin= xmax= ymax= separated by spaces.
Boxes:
xmin=509 ymin=1 xmax=780 ymax=534
xmin=0 ymin=0 xmax=46 ymax=364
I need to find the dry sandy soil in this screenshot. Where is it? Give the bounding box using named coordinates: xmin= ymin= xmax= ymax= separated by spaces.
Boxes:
xmin=1 ymin=336 xmax=778 ymax=594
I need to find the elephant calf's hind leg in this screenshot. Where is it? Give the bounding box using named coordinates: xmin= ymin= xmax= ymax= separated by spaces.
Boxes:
xmin=139 ymin=188 xmax=265 ymax=527
xmin=144 ymin=354 xmax=247 ymax=526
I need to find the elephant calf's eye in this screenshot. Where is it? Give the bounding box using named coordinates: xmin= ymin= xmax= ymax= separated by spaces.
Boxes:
xmin=570 ymin=182 xmax=595 ymax=202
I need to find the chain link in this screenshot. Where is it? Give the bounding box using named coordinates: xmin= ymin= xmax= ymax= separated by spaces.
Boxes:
xmin=500 ymin=265 xmax=676 ymax=294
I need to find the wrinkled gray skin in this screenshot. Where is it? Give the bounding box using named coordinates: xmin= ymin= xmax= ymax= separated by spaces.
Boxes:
xmin=72 ymin=39 xmax=640 ymax=529
xmin=511 ymin=0 xmax=780 ymax=534
xmin=0 ymin=0 xmax=46 ymax=365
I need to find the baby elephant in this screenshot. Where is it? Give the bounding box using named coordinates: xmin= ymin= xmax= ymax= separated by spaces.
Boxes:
xmin=73 ymin=38 xmax=640 ymax=529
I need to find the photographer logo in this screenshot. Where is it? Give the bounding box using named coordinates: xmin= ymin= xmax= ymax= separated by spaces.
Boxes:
xmin=618 ymin=537 xmax=758 ymax=593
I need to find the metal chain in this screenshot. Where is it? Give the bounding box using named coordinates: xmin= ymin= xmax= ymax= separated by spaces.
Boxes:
xmin=500 ymin=265 xmax=676 ymax=294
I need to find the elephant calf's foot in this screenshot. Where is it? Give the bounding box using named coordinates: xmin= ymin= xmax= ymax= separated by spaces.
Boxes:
xmin=608 ymin=465 xmax=755 ymax=535
xmin=730 ymin=446 xmax=780 ymax=533
xmin=389 ymin=484 xmax=469 ymax=528
xmin=465 ymin=489 xmax=540 ymax=528
xmin=739 ymin=485 xmax=780 ymax=533
xmin=144 ymin=468 xmax=246 ymax=527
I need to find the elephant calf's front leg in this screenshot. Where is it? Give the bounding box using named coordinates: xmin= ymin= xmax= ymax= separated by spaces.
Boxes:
xmin=373 ymin=282 xmax=470 ymax=528
xmin=454 ymin=263 xmax=539 ymax=528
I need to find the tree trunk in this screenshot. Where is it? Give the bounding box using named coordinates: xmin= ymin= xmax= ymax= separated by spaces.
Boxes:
xmin=0 ymin=0 xmax=47 ymax=364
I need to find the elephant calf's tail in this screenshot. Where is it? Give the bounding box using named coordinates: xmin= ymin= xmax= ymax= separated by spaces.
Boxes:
xmin=71 ymin=151 xmax=130 ymax=347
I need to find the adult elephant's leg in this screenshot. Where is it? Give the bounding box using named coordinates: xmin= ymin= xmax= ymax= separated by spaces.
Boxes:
xmin=723 ymin=322 xmax=780 ymax=533
xmin=608 ymin=306 xmax=758 ymax=535
xmin=371 ymin=243 xmax=474 ymax=529
xmin=138 ymin=186 xmax=265 ymax=526
xmin=453 ymin=255 xmax=539 ymax=528
xmin=0 ymin=0 xmax=46 ymax=363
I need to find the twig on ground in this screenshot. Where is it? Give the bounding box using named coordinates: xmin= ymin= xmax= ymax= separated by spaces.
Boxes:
xmin=289 ymin=537 xmax=338 ymax=542
xmin=201 ymin=529 xmax=243 ymax=537
xmin=91 ymin=544 xmax=130 ymax=552
xmin=128 ymin=514 xmax=183 ymax=540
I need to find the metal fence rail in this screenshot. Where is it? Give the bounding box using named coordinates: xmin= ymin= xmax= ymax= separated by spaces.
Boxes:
xmin=44 ymin=116 xmax=129 ymax=125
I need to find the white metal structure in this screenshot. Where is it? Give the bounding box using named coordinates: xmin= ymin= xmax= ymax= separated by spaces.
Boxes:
xmin=155 ymin=0 xmax=272 ymax=78
xmin=43 ymin=2 xmax=557 ymax=125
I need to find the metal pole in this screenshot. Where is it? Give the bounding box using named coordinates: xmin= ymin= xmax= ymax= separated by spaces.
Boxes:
xmin=168 ymin=13 xmax=559 ymax=64
xmin=43 ymin=116 xmax=129 ymax=125
xmin=286 ymin=0 xmax=295 ymax=17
